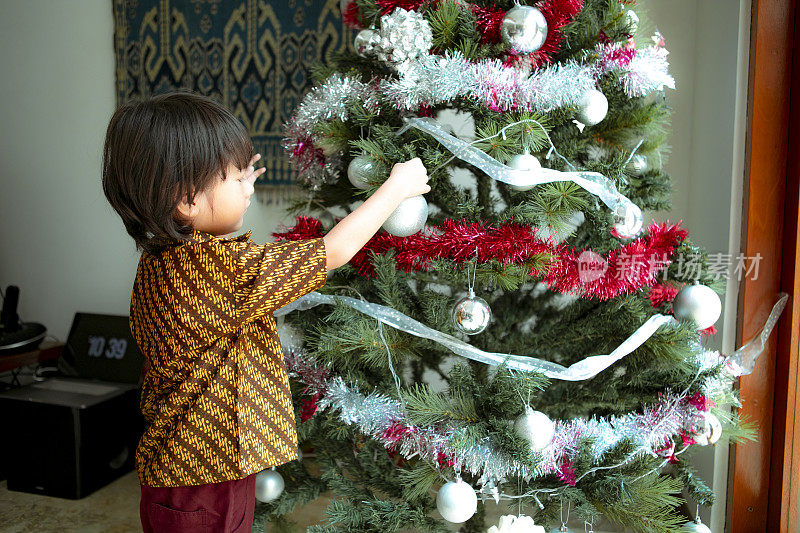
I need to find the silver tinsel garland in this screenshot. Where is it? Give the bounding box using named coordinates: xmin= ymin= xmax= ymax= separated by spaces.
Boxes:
xmin=290 ymin=355 xmax=726 ymax=489
xmin=282 ymin=296 xmax=787 ymax=489
xmin=380 ymin=52 xmax=597 ymax=113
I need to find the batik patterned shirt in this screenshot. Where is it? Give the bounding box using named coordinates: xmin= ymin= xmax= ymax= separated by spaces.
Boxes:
xmin=129 ymin=229 xmax=326 ymax=487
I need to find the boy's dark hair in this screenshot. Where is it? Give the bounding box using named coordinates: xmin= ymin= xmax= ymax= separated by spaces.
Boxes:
xmin=102 ymin=91 xmax=252 ymax=254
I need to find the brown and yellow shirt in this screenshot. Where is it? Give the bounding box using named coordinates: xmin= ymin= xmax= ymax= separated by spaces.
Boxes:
xmin=129 ymin=229 xmax=326 ymax=487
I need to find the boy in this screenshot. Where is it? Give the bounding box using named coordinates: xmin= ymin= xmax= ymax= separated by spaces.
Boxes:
xmin=102 ymin=91 xmax=429 ymax=532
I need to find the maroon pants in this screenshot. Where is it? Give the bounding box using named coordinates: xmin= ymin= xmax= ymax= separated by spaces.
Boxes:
xmin=140 ymin=474 xmax=256 ymax=533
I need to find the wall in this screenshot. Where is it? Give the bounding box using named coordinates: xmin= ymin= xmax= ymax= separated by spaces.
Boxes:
xmin=0 ymin=1 xmax=748 ymax=530
xmin=0 ymin=0 xmax=290 ymax=343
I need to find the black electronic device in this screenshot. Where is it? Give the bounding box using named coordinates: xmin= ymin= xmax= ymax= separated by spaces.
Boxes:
xmin=0 ymin=286 xmax=46 ymax=355
xmin=62 ymin=312 xmax=144 ymax=384
xmin=0 ymin=312 xmax=144 ymax=498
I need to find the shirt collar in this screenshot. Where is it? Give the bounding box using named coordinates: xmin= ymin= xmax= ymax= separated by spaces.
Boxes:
xmin=186 ymin=229 xmax=252 ymax=245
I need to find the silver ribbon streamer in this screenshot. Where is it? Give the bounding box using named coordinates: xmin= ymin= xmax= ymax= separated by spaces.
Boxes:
xmin=399 ymin=117 xmax=642 ymax=221
xmin=276 ymin=292 xmax=673 ymax=381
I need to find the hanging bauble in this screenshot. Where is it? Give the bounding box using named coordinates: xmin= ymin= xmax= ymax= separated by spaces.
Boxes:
xmin=612 ymin=201 xmax=644 ymax=239
xmin=382 ymin=195 xmax=428 ymax=237
xmin=354 ymin=29 xmax=381 ymax=57
xmin=506 ymin=152 xmax=541 ymax=192
xmin=626 ymin=154 xmax=648 ymax=176
xmin=254 ymin=468 xmax=285 ymax=503
xmin=513 ymin=406 xmax=555 ymax=452
xmin=626 ymin=9 xmax=640 ymax=35
xmin=501 ymin=5 xmax=548 ymax=54
xmin=673 ymin=283 xmax=722 ymax=330
xmin=436 ymin=478 xmax=478 ymax=523
xmin=680 ymin=517 xmax=712 ymax=533
xmin=576 ymin=89 xmax=608 ymax=126
xmin=347 ymin=155 xmax=379 ymax=189
xmin=686 ymin=412 xmax=723 ymax=446
xmin=452 ymin=292 xmax=492 ymax=335
xmin=488 ymin=514 xmax=546 ymax=533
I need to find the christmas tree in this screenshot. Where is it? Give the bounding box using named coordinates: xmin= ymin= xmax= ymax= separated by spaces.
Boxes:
xmin=253 ymin=1 xmax=783 ymax=531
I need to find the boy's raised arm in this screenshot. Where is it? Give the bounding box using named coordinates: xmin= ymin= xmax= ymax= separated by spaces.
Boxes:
xmin=323 ymin=158 xmax=429 ymax=271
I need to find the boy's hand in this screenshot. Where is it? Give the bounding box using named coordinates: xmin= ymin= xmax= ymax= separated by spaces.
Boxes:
xmin=244 ymin=153 xmax=267 ymax=185
xmin=385 ymin=158 xmax=430 ymax=199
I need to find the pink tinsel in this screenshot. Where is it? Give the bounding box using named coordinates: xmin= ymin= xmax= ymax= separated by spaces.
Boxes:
xmin=687 ymin=392 xmax=716 ymax=412
xmin=382 ymin=420 xmax=415 ymax=451
xmin=300 ymin=393 xmax=321 ymax=422
xmin=557 ymin=460 xmax=577 ymax=486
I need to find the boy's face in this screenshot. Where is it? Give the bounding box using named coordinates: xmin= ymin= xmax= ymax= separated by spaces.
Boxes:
xmin=183 ymin=163 xmax=255 ymax=236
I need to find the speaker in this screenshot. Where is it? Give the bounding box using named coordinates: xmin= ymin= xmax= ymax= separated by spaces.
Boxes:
xmin=0 ymin=378 xmax=142 ymax=499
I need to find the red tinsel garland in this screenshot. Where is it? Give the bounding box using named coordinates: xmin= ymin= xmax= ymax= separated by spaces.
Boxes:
xmin=342 ymin=1 xmax=364 ymax=28
xmin=274 ymin=217 xmax=688 ymax=301
xmin=375 ymin=0 xmax=428 ymax=15
xmin=472 ymin=4 xmax=506 ymax=44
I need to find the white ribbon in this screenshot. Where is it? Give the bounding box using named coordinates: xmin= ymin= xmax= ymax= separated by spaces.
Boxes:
xmin=399 ymin=117 xmax=642 ymax=223
xmin=276 ymin=292 xmax=673 ymax=381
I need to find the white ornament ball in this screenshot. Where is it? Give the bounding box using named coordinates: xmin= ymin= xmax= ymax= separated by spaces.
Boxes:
xmin=382 ymin=195 xmax=428 ymax=236
xmin=347 ymin=155 xmax=379 ymax=189
xmin=513 ymin=407 xmax=555 ymax=452
xmin=576 ymin=89 xmax=609 ymax=126
xmin=627 ymin=154 xmax=648 ymax=176
xmin=673 ymin=284 xmax=722 ymax=330
xmin=436 ymin=479 xmax=478 ymax=523
xmin=501 ymin=5 xmax=548 ymax=54
xmin=612 ymin=201 xmax=643 ymax=239
xmin=354 ymin=29 xmax=381 ymax=57
xmin=254 ymin=468 xmax=285 ymax=503
xmin=506 ymin=153 xmax=542 ymax=191
xmin=680 ymin=518 xmax=712 ymax=533
xmin=452 ymin=294 xmax=492 ymax=335
xmin=688 ymin=412 xmax=723 ymax=446
xmin=488 ymin=514 xmax=546 ymax=533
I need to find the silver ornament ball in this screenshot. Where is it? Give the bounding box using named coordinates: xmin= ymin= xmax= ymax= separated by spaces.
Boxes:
xmin=382 ymin=195 xmax=428 ymax=237
xmin=612 ymin=201 xmax=643 ymax=239
xmin=436 ymin=479 xmax=477 ymax=523
xmin=347 ymin=155 xmax=379 ymax=189
xmin=354 ymin=29 xmax=381 ymax=57
xmin=627 ymin=154 xmax=648 ymax=176
xmin=452 ymin=294 xmax=492 ymax=335
xmin=680 ymin=518 xmax=712 ymax=533
xmin=513 ymin=406 xmax=555 ymax=452
xmin=501 ymin=5 xmax=548 ymax=54
xmin=687 ymin=412 xmax=723 ymax=446
xmin=506 ymin=153 xmax=541 ymax=191
xmin=576 ymin=89 xmax=609 ymax=126
xmin=254 ymin=468 xmax=285 ymax=503
xmin=673 ymin=283 xmax=722 ymax=330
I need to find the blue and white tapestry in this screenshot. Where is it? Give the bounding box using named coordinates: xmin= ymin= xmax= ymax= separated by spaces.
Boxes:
xmin=113 ymin=0 xmax=351 ymax=201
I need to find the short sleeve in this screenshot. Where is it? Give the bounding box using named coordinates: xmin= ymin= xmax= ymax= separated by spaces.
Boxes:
xmin=230 ymin=238 xmax=327 ymax=323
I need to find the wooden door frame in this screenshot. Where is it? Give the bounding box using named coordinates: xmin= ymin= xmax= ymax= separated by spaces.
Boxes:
xmin=730 ymin=0 xmax=798 ymax=531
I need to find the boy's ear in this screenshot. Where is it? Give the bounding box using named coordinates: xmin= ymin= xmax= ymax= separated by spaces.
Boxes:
xmin=175 ymin=194 xmax=200 ymax=221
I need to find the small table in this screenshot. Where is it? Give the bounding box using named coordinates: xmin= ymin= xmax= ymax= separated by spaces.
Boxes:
xmin=0 ymin=342 xmax=63 ymax=386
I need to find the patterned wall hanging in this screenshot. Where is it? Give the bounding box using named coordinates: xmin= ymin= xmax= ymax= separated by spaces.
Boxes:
xmin=113 ymin=0 xmax=351 ymax=202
